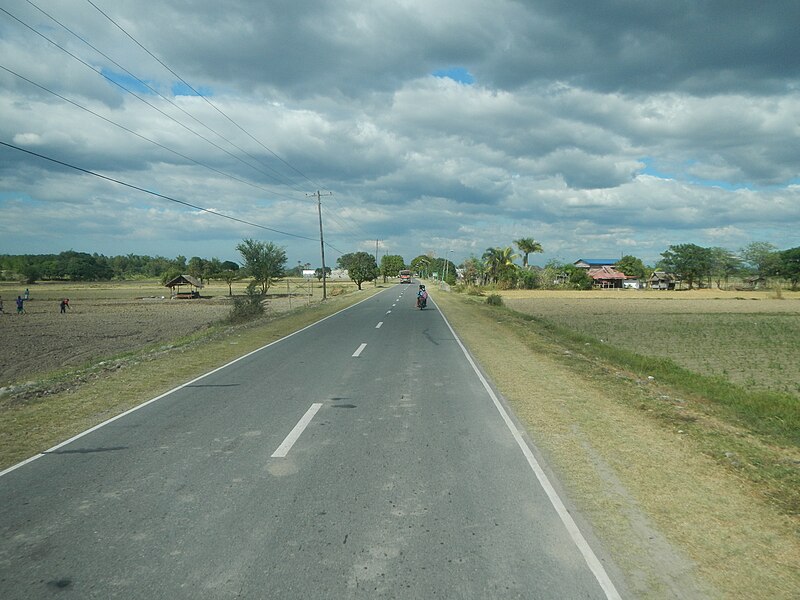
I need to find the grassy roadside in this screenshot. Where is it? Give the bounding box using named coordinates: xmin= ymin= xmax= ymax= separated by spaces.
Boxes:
xmin=434 ymin=290 xmax=799 ymax=600
xmin=0 ymin=288 xmax=380 ymax=471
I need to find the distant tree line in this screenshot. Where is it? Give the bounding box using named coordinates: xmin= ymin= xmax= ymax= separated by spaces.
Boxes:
xmin=447 ymin=239 xmax=800 ymax=291
xmin=0 ymin=251 xmax=239 ymax=285
xmin=657 ymin=242 xmax=800 ymax=290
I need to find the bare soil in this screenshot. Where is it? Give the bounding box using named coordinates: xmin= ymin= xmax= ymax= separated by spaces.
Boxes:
xmin=0 ymin=296 xmax=231 ymax=386
xmin=0 ymin=277 xmax=323 ymax=387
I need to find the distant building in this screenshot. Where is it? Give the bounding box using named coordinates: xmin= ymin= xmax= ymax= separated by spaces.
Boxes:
xmin=587 ymin=266 xmax=628 ymax=289
xmin=574 ymin=258 xmax=619 ymax=270
xmin=164 ymin=274 xmax=203 ymax=298
xmin=648 ymin=271 xmax=678 ymax=290
xmin=622 ymin=278 xmax=641 ymax=289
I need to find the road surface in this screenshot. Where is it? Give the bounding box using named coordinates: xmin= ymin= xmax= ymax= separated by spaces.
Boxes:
xmin=0 ymin=284 xmax=622 ymax=598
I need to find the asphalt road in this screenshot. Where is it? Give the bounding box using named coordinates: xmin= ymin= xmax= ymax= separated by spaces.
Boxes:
xmin=0 ymin=284 xmax=622 ymax=599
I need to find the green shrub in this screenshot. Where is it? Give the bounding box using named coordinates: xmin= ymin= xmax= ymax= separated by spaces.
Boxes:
xmin=226 ymin=283 xmax=265 ymax=323
xmin=486 ymin=293 xmax=503 ymax=306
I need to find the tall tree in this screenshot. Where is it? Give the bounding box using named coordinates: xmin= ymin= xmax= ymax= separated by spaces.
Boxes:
xmin=777 ymin=247 xmax=800 ymax=290
xmin=187 ymin=256 xmax=207 ymax=283
xmin=337 ymin=252 xmax=379 ymax=289
xmin=658 ymin=244 xmax=713 ymax=289
xmin=460 ymin=256 xmax=484 ymax=286
xmin=380 ymin=254 xmax=406 ymax=283
xmin=616 ymin=255 xmax=647 ymax=280
xmin=482 ymin=247 xmax=518 ymax=283
xmin=740 ymin=241 xmax=780 ymax=281
xmin=236 ymin=239 xmax=287 ymax=294
xmin=410 ymin=255 xmax=432 ymax=278
xmin=708 ymin=247 xmax=741 ymax=289
xmin=513 ymin=237 xmax=543 ymax=269
xmin=218 ymin=260 xmax=240 ymax=296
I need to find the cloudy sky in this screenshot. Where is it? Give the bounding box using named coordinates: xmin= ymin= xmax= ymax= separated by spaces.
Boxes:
xmin=1 ymin=0 xmax=798 ymax=268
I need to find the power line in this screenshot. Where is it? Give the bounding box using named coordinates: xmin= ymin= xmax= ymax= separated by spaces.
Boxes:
xmin=23 ymin=0 xmax=313 ymax=198
xmin=85 ymin=0 xmax=329 ymax=194
xmin=0 ymin=141 xmax=319 ymax=242
xmin=0 ymin=6 xmax=313 ymax=197
xmin=1 ymin=64 xmax=309 ymax=204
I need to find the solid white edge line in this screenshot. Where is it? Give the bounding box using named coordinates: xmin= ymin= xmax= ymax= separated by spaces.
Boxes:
xmin=270 ymin=403 xmax=323 ymax=458
xmin=376 ymin=322 xmax=383 ymax=329
xmin=352 ymin=343 xmax=367 ymax=357
xmin=430 ymin=297 xmax=623 ymax=600
xmin=0 ymin=291 xmax=383 ymax=479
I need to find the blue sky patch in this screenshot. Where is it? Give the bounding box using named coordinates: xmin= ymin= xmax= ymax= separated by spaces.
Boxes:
xmin=639 ymin=157 xmax=752 ymax=190
xmin=432 ymin=67 xmax=475 ymax=84
xmin=172 ymin=81 xmax=210 ymax=97
xmin=100 ymin=69 xmax=153 ymax=94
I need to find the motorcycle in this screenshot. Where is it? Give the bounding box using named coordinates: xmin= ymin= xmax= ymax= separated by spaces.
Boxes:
xmin=416 ymin=293 xmax=428 ymax=309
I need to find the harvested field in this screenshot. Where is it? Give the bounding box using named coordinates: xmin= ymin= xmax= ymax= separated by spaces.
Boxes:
xmin=500 ymin=289 xmax=800 ymax=397
xmin=0 ymin=279 xmax=329 ymax=386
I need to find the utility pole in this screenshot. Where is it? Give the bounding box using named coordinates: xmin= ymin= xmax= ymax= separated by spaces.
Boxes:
xmin=375 ymin=239 xmax=379 ymax=287
xmin=308 ymin=190 xmax=332 ymax=300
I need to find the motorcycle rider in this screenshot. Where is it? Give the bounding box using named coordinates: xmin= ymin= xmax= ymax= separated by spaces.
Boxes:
xmin=416 ymin=284 xmax=428 ymax=309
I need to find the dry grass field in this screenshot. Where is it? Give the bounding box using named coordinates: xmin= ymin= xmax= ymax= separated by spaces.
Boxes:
xmin=501 ymin=288 xmax=800 ymax=397
xmin=435 ymin=288 xmax=800 ymax=599
xmin=0 ymin=278 xmax=351 ymax=387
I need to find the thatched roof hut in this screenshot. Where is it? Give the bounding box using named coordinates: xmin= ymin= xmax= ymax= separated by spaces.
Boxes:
xmin=164 ymin=274 xmax=203 ymax=298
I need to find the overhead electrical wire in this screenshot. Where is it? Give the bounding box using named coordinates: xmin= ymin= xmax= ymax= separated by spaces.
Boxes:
xmin=86 ymin=0 xmax=330 ymax=194
xmin=3 ymin=3 xmax=378 ymax=252
xmin=22 ymin=0 xmax=314 ymax=199
xmin=0 ymin=6 xmax=313 ymax=199
xmin=0 ymin=141 xmax=319 ymax=242
xmin=1 ymin=64 xmax=308 ymax=203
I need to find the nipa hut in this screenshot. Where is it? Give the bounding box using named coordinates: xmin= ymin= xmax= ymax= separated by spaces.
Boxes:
xmin=164 ymin=274 xmax=203 ymax=298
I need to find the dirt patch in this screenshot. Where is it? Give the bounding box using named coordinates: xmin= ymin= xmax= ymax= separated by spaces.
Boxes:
xmin=0 ymin=297 xmax=231 ymax=385
xmin=0 ymin=284 xmax=314 ymax=387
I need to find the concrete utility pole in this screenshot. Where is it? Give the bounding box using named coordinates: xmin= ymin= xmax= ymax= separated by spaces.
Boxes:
xmin=308 ymin=190 xmax=332 ymax=300
xmin=375 ymin=239 xmax=379 ymax=287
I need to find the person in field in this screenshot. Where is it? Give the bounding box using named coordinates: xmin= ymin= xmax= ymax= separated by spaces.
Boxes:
xmin=60 ymin=299 xmax=70 ymax=314
xmin=16 ymin=296 xmax=25 ymax=314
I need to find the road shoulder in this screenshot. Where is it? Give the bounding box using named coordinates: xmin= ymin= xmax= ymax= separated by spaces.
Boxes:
xmin=435 ymin=291 xmax=799 ymax=600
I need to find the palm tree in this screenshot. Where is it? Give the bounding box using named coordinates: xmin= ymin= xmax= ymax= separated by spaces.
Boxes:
xmin=514 ymin=237 xmax=543 ymax=269
xmin=482 ymin=246 xmax=519 ymax=283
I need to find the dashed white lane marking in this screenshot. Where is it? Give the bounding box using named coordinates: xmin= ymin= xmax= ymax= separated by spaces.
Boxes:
xmin=352 ymin=343 xmax=367 ymax=357
xmin=386 ymin=310 xmax=392 ymax=314
xmin=376 ymin=322 xmax=383 ymax=329
xmin=271 ymin=403 xmax=323 ymax=458
xmin=392 ymin=303 xmax=397 ymax=307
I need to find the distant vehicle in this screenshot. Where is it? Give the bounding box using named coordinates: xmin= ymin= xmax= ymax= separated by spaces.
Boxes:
xmin=399 ymin=269 xmax=412 ymax=284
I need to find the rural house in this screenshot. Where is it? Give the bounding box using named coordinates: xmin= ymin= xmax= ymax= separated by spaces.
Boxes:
xmin=587 ymin=265 xmax=629 ymax=289
xmin=573 ymin=258 xmax=619 ymax=270
xmin=648 ymin=271 xmax=678 ymax=290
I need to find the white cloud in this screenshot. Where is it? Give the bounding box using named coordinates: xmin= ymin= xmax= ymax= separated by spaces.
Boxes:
xmin=1 ymin=0 xmax=798 ymax=268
